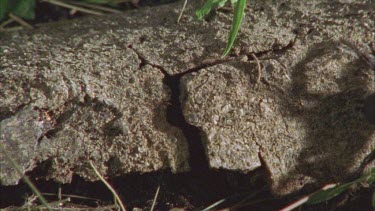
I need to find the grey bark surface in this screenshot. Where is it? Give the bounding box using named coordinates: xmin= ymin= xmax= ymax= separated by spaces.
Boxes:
xmin=0 ymin=12 xmax=191 ymax=185
xmin=1 ymin=0 xmax=374 ymax=195
xmin=181 ymin=0 xmax=375 ymax=195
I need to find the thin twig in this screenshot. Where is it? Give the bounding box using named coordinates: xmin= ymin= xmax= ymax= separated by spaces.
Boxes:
xmin=89 ymin=161 xmax=126 ymax=211
xmin=251 ymin=53 xmax=262 ymax=83
xmin=150 ymin=185 xmax=160 ymax=211
xmin=67 ymin=1 xmax=122 ymax=13
xmin=0 ymin=144 xmax=51 ymax=210
xmin=177 ymin=0 xmax=188 ymax=23
xmin=42 ymin=0 xmax=104 ymax=16
xmin=9 ymin=13 xmax=33 ymax=29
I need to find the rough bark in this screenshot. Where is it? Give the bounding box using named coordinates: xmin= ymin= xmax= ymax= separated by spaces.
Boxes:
xmin=1 ymin=0 xmax=374 ymax=195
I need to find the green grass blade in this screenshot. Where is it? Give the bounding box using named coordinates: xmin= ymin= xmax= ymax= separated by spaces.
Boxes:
xmin=223 ymin=0 xmax=246 ymax=56
xmin=307 ymin=168 xmax=374 ymax=205
xmin=0 ymin=0 xmax=9 ymax=20
xmin=196 ymin=0 xmax=228 ymax=20
xmin=12 ymin=0 xmax=36 ymax=19
xmin=306 ymin=182 xmax=353 ymax=205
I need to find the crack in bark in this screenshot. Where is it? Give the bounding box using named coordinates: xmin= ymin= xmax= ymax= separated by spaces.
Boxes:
xmin=125 ymin=36 xmax=298 ymax=173
xmin=126 ymin=44 xmax=148 ymax=69
xmin=243 ymin=35 xmax=298 ymax=61
xmin=2 ymin=36 xmax=298 ymax=176
xmin=127 ymin=44 xmax=210 ymax=172
xmin=177 ymin=35 xmax=298 ymax=78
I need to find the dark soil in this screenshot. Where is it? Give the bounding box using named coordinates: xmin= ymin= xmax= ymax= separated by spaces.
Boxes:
xmin=1 ymin=167 xmax=373 ymax=210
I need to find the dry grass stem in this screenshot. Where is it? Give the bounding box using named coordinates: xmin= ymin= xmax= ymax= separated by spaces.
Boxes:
xmin=0 ymin=144 xmax=51 ymax=210
xmin=177 ymin=0 xmax=188 ymax=23
xmin=42 ymin=0 xmax=104 ymax=15
xmin=9 ymin=13 xmax=33 ymax=29
xmin=280 ymin=183 xmax=337 ymax=211
xmin=42 ymin=192 xmax=101 ymax=201
xmin=67 ymin=1 xmax=122 ymax=13
xmin=150 ymin=185 xmax=160 ymax=211
xmin=251 ymin=53 xmax=262 ymax=83
xmin=0 ymin=18 xmax=15 ymax=29
xmin=89 ymin=161 xmax=126 ymax=211
xmin=0 ymin=26 xmax=24 ymax=32
xmin=202 ymin=198 xmax=226 ymax=211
